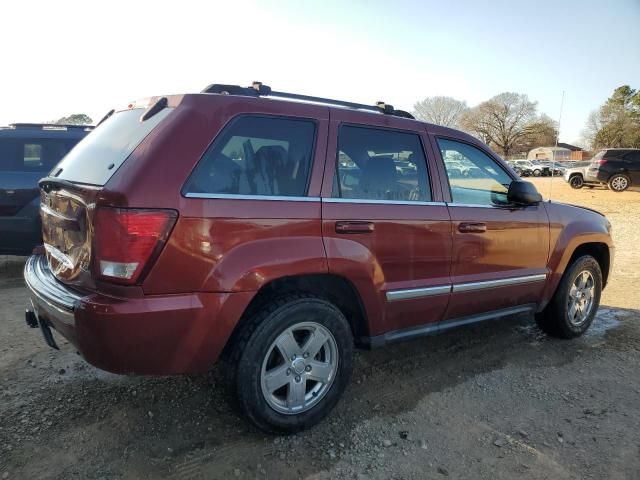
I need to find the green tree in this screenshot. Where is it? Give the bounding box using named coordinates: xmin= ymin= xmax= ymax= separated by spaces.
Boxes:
xmin=54 ymin=113 xmax=93 ymax=125
xmin=585 ymin=86 xmax=640 ymax=149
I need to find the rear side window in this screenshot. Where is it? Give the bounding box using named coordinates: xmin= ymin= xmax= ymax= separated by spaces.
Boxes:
xmin=54 ymin=107 xmax=173 ymax=186
xmin=185 ymin=116 xmax=316 ymax=197
xmin=332 ymin=125 xmax=431 ymax=202
xmin=0 ymin=138 xmax=77 ymax=172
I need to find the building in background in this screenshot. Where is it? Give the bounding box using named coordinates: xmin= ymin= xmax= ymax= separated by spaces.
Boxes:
xmin=528 ymin=143 xmax=585 ymax=161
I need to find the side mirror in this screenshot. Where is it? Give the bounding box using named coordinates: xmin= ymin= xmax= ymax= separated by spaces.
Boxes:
xmin=507 ymin=180 xmax=543 ymax=206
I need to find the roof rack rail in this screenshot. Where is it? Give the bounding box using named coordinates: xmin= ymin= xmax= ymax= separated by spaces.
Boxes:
xmin=9 ymin=123 xmax=94 ymax=130
xmin=200 ymin=82 xmax=415 ymax=120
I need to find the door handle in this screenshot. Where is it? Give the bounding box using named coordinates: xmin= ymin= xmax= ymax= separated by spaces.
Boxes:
xmin=458 ymin=222 xmax=487 ymax=233
xmin=335 ymin=221 xmax=374 ymax=234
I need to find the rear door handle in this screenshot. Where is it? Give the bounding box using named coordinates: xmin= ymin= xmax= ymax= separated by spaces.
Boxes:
xmin=458 ymin=222 xmax=486 ymax=233
xmin=335 ymin=221 xmax=374 ymax=234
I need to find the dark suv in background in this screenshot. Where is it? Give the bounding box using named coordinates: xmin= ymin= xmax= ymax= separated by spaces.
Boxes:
xmin=586 ymin=148 xmax=640 ymax=192
xmin=0 ymin=123 xmax=92 ymax=255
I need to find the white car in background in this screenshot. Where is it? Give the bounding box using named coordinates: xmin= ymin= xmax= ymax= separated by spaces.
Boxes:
xmin=563 ymin=161 xmax=597 ymax=189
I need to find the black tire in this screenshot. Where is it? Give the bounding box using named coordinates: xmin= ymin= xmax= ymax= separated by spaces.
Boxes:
xmin=535 ymin=255 xmax=602 ymax=339
xmin=533 ymin=169 xmax=542 ymax=177
xmin=569 ymin=175 xmax=584 ymax=189
xmin=225 ymin=295 xmax=353 ymax=434
xmin=608 ymin=174 xmax=630 ymax=192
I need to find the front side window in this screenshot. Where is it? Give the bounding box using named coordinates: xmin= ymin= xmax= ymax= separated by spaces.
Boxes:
xmin=332 ymin=125 xmax=431 ymax=202
xmin=185 ymin=116 xmax=316 ymax=197
xmin=437 ymin=138 xmax=512 ymax=206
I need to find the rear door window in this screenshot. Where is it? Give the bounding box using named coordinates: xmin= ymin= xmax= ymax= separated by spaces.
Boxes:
xmin=184 ymin=116 xmax=316 ymax=197
xmin=332 ymin=125 xmax=431 ymax=202
xmin=54 ymin=107 xmax=173 ymax=186
xmin=0 ymin=138 xmax=77 ymax=172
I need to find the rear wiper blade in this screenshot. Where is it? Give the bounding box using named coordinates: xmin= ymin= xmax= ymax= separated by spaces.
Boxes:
xmin=96 ymin=109 xmax=115 ymax=127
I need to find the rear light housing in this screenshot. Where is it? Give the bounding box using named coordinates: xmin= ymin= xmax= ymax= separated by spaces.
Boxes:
xmin=93 ymin=207 xmax=177 ymax=285
xmin=594 ymin=159 xmax=608 ymax=166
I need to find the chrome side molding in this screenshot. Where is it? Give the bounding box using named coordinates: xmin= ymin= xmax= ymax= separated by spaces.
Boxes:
xmin=452 ymin=274 xmax=547 ymax=293
xmin=386 ymin=285 xmax=451 ymax=301
xmin=386 ymin=273 xmax=547 ymax=301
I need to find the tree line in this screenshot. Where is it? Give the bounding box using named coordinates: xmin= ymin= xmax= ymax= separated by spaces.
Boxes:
xmin=413 ymin=85 xmax=639 ymax=157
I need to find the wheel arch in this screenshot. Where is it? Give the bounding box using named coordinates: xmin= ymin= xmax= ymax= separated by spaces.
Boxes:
xmin=222 ymin=273 xmax=370 ymax=359
xmin=540 ymin=239 xmax=612 ymax=312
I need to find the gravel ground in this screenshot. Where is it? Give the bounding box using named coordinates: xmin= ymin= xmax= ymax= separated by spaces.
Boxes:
xmin=1 ymin=178 xmax=639 ymax=480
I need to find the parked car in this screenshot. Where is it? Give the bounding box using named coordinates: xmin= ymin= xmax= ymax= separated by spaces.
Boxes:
xmin=509 ymin=159 xmax=545 ymax=177
xmin=24 ymin=83 xmax=613 ymax=433
xmin=529 ymin=161 xmax=553 ymax=177
xmin=0 ymin=123 xmax=92 ymax=255
xmin=586 ymin=148 xmax=640 ymax=192
xmin=563 ymin=161 xmax=596 ymax=189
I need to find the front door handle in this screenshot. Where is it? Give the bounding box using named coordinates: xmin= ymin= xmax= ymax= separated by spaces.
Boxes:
xmin=458 ymin=222 xmax=487 ymax=233
xmin=335 ymin=221 xmax=375 ymax=234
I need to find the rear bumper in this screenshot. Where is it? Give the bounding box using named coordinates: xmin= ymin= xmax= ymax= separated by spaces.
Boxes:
xmin=585 ymin=169 xmax=608 ymax=182
xmin=24 ymin=255 xmax=253 ymax=375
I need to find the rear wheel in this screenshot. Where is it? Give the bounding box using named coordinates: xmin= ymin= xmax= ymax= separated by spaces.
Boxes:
xmin=533 ymin=169 xmax=542 ymax=177
xmin=226 ymin=295 xmax=353 ymax=433
xmin=608 ymin=174 xmax=630 ymax=192
xmin=569 ymin=175 xmax=584 ymax=189
xmin=535 ymin=255 xmax=602 ymax=338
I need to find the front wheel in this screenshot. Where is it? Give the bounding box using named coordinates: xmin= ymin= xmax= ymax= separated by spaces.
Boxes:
xmin=535 ymin=255 xmax=602 ymax=338
xmin=228 ymin=295 xmax=353 ymax=433
xmin=608 ymin=174 xmax=630 ymax=192
xmin=569 ymin=175 xmax=584 ymax=189
xmin=533 ymin=169 xmax=542 ymax=177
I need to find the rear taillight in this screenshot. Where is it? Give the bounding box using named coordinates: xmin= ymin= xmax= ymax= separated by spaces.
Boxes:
xmin=594 ymin=159 xmax=608 ymax=166
xmin=94 ymin=207 xmax=177 ymax=285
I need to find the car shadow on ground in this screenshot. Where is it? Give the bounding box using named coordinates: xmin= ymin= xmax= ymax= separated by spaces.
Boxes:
xmin=3 ymin=304 xmax=637 ymax=479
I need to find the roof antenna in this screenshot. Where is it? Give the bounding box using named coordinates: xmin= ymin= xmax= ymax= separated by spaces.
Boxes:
xmin=549 ymin=90 xmax=565 ymax=202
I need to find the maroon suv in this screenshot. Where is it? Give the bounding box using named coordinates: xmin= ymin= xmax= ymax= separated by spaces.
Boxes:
xmin=24 ymin=82 xmax=614 ymax=433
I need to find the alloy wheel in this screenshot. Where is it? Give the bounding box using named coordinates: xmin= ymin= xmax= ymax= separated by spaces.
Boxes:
xmin=567 ymin=270 xmax=595 ymax=326
xmin=611 ymin=176 xmax=628 ymax=191
xmin=260 ymin=322 xmax=338 ymax=415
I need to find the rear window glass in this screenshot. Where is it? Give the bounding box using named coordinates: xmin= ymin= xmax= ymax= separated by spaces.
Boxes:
xmin=54 ymin=108 xmax=172 ymax=186
xmin=184 ymin=116 xmax=316 ymax=197
xmin=0 ymin=138 xmax=78 ymax=172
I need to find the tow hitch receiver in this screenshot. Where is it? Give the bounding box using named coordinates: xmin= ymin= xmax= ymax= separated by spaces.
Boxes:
xmin=26 ymin=308 xmax=60 ymax=350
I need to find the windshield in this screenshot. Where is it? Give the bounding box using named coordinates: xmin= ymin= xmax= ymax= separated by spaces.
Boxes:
xmin=53 ymin=107 xmax=173 ymax=186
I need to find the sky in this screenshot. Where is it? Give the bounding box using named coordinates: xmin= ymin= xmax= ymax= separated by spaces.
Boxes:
xmin=1 ymin=0 xmax=639 ymax=145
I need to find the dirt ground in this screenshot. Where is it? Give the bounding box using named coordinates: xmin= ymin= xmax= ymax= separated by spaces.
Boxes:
xmin=1 ymin=177 xmax=639 ymax=480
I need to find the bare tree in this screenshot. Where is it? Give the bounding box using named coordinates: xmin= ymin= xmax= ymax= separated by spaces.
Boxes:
xmin=413 ymin=96 xmax=468 ymax=128
xmin=460 ymin=92 xmax=537 ymax=157
xmin=517 ymin=114 xmax=558 ymax=153
xmin=581 ymin=110 xmax=603 ymax=150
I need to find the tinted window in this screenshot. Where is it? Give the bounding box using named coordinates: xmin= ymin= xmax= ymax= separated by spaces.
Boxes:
xmin=55 ymin=107 xmax=173 ymax=186
xmin=438 ymin=138 xmax=512 ymax=206
xmin=332 ymin=126 xmax=431 ymax=202
xmin=185 ymin=116 xmax=316 ymax=197
xmin=624 ymin=151 xmax=640 ymax=163
xmin=0 ymin=138 xmax=76 ymax=172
